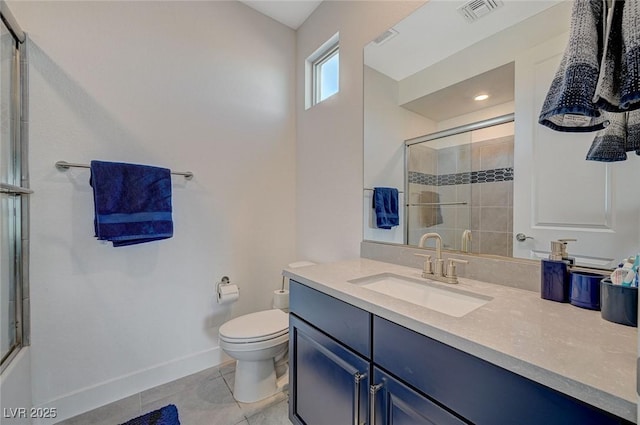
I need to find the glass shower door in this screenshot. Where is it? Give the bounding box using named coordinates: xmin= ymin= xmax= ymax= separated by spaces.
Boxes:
xmin=1 ymin=165 xmax=18 ymax=366
xmin=406 ymin=132 xmax=472 ymax=251
xmin=0 ymin=18 xmax=20 ymax=368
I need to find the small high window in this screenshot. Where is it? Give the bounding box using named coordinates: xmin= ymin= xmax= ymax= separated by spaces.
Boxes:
xmin=313 ymin=44 xmax=339 ymax=103
xmin=306 ymin=33 xmax=339 ymax=109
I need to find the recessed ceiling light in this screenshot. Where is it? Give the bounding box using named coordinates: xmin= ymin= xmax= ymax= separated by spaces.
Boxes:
xmin=474 ymin=94 xmax=489 ymax=101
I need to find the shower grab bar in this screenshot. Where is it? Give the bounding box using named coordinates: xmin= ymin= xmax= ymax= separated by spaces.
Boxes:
xmin=407 ymin=201 xmax=467 ymax=206
xmin=55 ymin=160 xmax=194 ymax=180
xmin=0 ymin=182 xmax=33 ymax=195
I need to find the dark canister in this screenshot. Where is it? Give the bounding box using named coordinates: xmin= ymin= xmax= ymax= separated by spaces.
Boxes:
xmin=570 ymin=271 xmax=604 ymax=310
xmin=600 ymin=278 xmax=638 ymax=327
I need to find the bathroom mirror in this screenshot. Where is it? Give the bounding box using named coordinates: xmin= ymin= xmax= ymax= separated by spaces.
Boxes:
xmin=363 ymin=0 xmax=640 ymax=268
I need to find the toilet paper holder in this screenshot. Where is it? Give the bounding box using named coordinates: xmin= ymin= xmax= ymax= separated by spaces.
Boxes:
xmin=216 ymin=276 xmax=232 ymax=295
xmin=216 ymin=276 xmax=240 ymax=305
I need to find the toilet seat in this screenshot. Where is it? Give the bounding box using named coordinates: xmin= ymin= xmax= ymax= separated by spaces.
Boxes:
xmin=219 ymin=309 xmax=288 ymax=344
xmin=219 ymin=332 xmax=289 ymax=352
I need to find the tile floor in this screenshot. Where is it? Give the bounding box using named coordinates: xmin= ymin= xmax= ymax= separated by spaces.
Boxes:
xmin=56 ymin=361 xmax=293 ymax=425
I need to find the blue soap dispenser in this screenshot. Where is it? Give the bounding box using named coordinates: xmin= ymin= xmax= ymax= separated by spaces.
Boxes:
xmin=541 ymin=239 xmax=575 ymax=302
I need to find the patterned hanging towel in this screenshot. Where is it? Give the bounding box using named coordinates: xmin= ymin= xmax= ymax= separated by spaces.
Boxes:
xmin=593 ymin=0 xmax=623 ymax=111
xmin=626 ymin=110 xmax=640 ymax=155
xmin=586 ymin=111 xmax=628 ymax=161
xmin=586 ymin=110 xmax=640 ymax=161
xmin=539 ymin=0 xmax=609 ymax=132
xmin=593 ymin=0 xmax=640 ymax=112
xmin=619 ymin=0 xmax=640 ymax=110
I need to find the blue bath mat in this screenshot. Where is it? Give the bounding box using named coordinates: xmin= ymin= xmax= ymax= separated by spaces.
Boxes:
xmin=120 ymin=404 xmax=180 ymax=425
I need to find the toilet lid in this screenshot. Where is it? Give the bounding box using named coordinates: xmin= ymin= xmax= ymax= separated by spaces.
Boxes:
xmin=219 ymin=309 xmax=288 ymax=342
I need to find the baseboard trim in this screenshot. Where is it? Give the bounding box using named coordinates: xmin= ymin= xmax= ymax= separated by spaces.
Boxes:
xmin=33 ymin=347 xmax=230 ymax=425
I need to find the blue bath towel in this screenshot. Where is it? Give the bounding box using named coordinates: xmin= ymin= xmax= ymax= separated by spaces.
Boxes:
xmin=90 ymin=160 xmax=173 ymax=247
xmin=373 ymin=187 xmax=399 ymax=229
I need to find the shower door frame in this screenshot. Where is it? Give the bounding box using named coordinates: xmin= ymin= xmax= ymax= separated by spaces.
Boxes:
xmin=0 ymin=1 xmax=29 ymax=373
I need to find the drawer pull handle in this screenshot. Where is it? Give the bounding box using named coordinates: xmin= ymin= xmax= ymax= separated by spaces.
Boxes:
xmin=369 ymin=382 xmax=383 ymax=425
xmin=353 ymin=372 xmax=366 ymax=425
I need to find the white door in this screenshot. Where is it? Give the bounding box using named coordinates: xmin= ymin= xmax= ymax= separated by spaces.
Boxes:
xmin=513 ymin=33 xmax=640 ymax=268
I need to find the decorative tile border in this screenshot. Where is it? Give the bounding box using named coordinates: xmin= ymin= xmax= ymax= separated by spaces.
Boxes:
xmin=408 ymin=171 xmax=438 ymax=186
xmin=408 ymin=167 xmax=513 ymax=186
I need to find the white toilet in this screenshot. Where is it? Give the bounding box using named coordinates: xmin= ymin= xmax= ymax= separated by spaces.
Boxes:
xmin=219 ymin=308 xmax=289 ymax=403
xmin=218 ymin=261 xmax=315 ymax=403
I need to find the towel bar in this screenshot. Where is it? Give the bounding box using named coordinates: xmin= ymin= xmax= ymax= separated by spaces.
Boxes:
xmin=407 ymin=201 xmax=467 ymax=206
xmin=364 ymin=187 xmax=404 ymax=193
xmin=55 ymin=161 xmax=194 ymax=180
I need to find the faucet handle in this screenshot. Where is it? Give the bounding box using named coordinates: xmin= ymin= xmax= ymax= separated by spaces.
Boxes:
xmin=445 ymin=258 xmax=468 ymax=280
xmin=414 ymin=253 xmax=433 ymax=276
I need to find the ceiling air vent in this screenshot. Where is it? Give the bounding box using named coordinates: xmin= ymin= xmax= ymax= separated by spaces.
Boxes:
xmin=373 ymin=28 xmax=399 ymax=46
xmin=457 ymin=0 xmax=504 ymax=23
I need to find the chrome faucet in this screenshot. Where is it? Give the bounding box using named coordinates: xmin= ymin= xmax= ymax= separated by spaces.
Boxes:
xmin=418 ymin=233 xmax=444 ymax=276
xmin=415 ymin=232 xmax=468 ymax=284
xmin=461 ymin=229 xmax=472 ymax=253
xmin=419 ymin=232 xmax=442 ymax=255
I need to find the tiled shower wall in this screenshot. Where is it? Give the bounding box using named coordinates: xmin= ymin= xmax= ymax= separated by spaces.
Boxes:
xmin=407 ymin=135 xmax=514 ymax=256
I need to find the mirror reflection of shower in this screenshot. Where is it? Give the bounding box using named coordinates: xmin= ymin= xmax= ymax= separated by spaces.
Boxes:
xmin=406 ymin=118 xmax=514 ymax=256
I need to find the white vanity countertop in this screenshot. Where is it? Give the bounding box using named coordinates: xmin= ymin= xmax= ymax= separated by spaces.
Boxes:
xmin=283 ymin=258 xmax=638 ymax=423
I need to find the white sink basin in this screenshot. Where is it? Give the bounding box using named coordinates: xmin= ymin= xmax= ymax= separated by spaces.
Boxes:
xmin=348 ymin=273 xmax=492 ymax=317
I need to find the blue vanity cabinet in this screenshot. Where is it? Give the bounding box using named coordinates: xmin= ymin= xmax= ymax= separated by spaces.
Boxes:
xmin=289 ymin=281 xmax=633 ymax=425
xmin=370 ymin=367 xmax=467 ymax=425
xmin=289 ymin=315 xmax=369 ymax=425
xmin=373 ymin=316 xmax=633 ymax=425
xmin=289 ymin=281 xmax=372 ymax=425
xmin=289 ymin=280 xmax=371 ymax=357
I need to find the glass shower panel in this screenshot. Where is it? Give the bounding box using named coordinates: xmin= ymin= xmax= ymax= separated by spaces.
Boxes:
xmin=0 ymin=19 xmax=18 ymax=364
xmin=1 ymin=193 xmax=17 ymax=363
xmin=407 ymin=132 xmax=472 ymax=251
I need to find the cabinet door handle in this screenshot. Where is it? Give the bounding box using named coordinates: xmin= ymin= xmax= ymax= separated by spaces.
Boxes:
xmin=353 ymin=372 xmax=367 ymax=425
xmin=369 ymin=382 xmax=383 ymax=425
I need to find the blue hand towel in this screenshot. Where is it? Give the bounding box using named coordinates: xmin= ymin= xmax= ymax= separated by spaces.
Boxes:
xmin=373 ymin=187 xmax=399 ymax=229
xmin=90 ymin=160 xmax=173 ymax=247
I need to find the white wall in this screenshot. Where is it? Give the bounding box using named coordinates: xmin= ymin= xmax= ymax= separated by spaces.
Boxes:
xmin=8 ymin=1 xmax=296 ymax=422
xmin=363 ymin=66 xmax=435 ymax=244
xmin=296 ymin=1 xmax=425 ymax=263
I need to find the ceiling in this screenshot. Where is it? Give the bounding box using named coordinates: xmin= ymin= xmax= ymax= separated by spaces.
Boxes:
xmin=240 ymin=0 xmax=322 ymax=29
xmin=365 ymin=0 xmax=565 ymax=82
xmin=402 ymin=63 xmax=515 ymax=122
xmin=364 ymin=1 xmax=571 ymax=122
